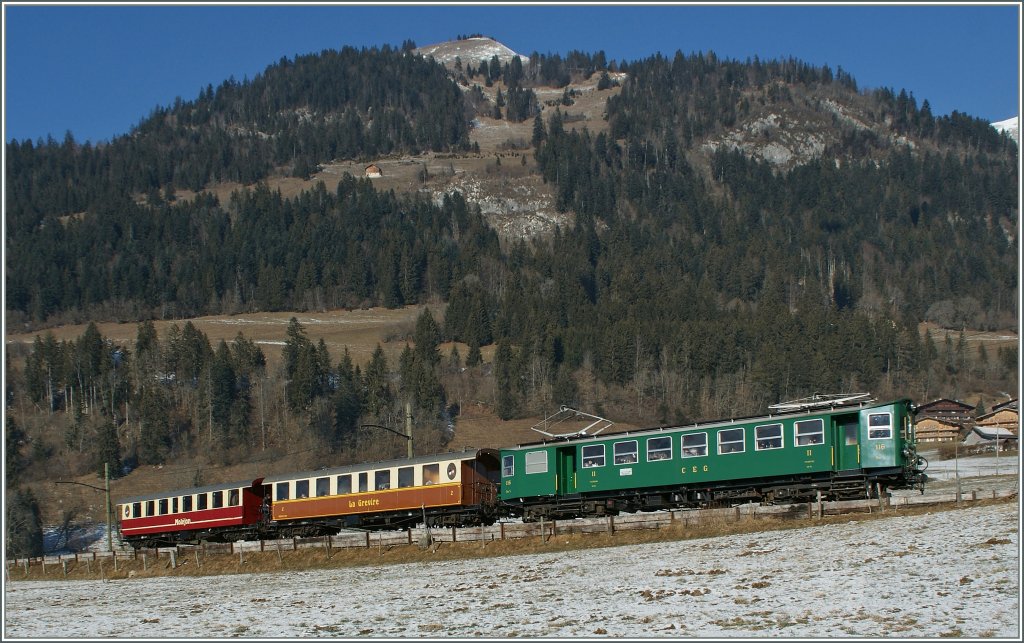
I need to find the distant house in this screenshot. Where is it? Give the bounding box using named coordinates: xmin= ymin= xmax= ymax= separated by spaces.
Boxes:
xmin=976 ymin=399 xmax=1019 ymax=436
xmin=916 ymin=416 xmax=964 ymax=444
xmin=916 ymin=398 xmax=976 ymax=423
xmin=364 ymin=164 xmax=383 ymax=178
xmin=962 ymin=426 xmax=1017 ymax=451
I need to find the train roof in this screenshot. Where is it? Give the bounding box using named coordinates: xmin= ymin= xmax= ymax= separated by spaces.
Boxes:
xmin=506 ymin=398 xmax=912 ymax=449
xmin=115 ymin=477 xmax=264 ymax=506
xmin=260 ymin=447 xmax=498 ymax=484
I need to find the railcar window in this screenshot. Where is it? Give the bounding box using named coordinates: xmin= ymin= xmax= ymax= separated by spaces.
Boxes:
xmin=398 ymin=467 xmax=414 ymax=488
xmin=316 ymin=477 xmax=330 ymax=497
xmin=682 ymin=433 xmax=708 ymax=457
xmin=755 ymin=423 xmax=783 ymax=450
xmin=158 ymin=498 xmax=168 ymax=515
xmin=359 ymin=472 xmax=369 ymax=493
xmin=296 ymin=480 xmax=310 ymax=498
xmin=647 ymin=436 xmax=672 ymax=461
xmin=375 ymin=470 xmax=391 ymax=490
xmin=146 ymin=500 xmax=155 ymax=516
xmin=581 ymin=444 xmax=605 ymax=468
xmin=614 ymin=440 xmax=638 ymax=465
xmin=197 ymin=494 xmax=208 ymax=510
xmin=868 ymin=413 xmax=892 ymax=440
xmin=501 ymin=456 xmax=514 ymax=478
xmin=228 ymin=489 xmax=240 ymax=506
xmin=425 ymin=463 xmax=441 ymax=484
xmin=212 ymin=491 xmax=224 ymax=508
xmin=336 ymin=475 xmax=352 ymax=495
xmin=525 ymin=450 xmax=549 ymax=474
xmin=795 ymin=419 xmax=825 ymax=446
xmin=172 ymin=497 xmax=179 ymax=513
xmin=132 ymin=502 xmax=141 ymax=518
xmin=276 ymin=482 xmax=289 ymax=501
xmin=182 ymin=496 xmax=193 ymax=512
xmin=718 ymin=428 xmax=745 ymax=454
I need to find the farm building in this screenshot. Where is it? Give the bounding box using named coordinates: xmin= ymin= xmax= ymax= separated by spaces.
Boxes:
xmin=962 ymin=426 xmax=1018 ymax=451
xmin=916 ymin=398 xmax=976 ymax=423
xmin=364 ymin=164 xmax=383 ymax=178
xmin=916 ymin=416 xmax=964 ymax=444
xmin=976 ymin=399 xmax=1019 ymax=436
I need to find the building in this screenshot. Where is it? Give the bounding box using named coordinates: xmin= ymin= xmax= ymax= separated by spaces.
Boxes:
xmin=962 ymin=426 xmax=1018 ymax=451
xmin=976 ymin=399 xmax=1019 ymax=436
xmin=915 ymin=416 xmax=964 ymax=444
xmin=915 ymin=398 xmax=975 ymax=444
xmin=364 ymin=164 xmax=383 ymax=178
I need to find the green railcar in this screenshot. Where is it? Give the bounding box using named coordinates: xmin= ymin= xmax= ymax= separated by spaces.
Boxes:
xmin=499 ymin=397 xmax=926 ymax=521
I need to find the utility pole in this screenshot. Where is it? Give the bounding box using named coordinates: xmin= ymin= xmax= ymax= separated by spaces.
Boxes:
xmin=104 ymin=462 xmax=112 ymax=552
xmin=405 ymin=401 xmax=414 ymax=459
xmin=54 ymin=463 xmax=113 ymax=553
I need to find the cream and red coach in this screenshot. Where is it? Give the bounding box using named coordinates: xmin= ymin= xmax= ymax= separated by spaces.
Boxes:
xmin=263 ymin=448 xmax=500 ymax=534
xmin=117 ymin=478 xmax=267 ymax=548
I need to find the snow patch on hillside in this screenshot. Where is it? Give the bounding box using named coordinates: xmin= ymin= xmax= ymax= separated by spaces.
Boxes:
xmin=991 ymin=116 xmax=1018 ymax=144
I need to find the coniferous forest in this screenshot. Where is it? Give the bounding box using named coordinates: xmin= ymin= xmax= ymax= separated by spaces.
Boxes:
xmin=3 ymin=43 xmax=1018 ymax=536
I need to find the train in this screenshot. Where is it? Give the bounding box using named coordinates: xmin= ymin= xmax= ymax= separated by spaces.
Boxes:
xmin=115 ymin=394 xmax=928 ymax=549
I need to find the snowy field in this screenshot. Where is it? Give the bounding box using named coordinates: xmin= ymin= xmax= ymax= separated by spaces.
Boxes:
xmin=4 ymin=500 xmax=1019 ymax=638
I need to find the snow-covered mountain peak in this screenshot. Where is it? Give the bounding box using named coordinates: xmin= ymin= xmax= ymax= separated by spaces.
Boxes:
xmin=991 ymin=116 xmax=1018 ymax=144
xmin=414 ymin=36 xmax=527 ymax=68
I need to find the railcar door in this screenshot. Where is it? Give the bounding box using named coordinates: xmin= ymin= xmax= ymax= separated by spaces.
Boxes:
xmin=556 ymin=446 xmax=577 ymax=495
xmin=834 ymin=413 xmax=861 ymax=472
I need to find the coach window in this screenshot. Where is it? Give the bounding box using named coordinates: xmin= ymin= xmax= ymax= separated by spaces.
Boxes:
xmin=525 ymin=450 xmax=549 ymax=474
xmin=795 ymin=419 xmax=825 ymax=446
xmin=614 ymin=440 xmax=638 ymax=465
xmin=718 ymin=428 xmax=745 ymax=454
xmin=276 ymin=482 xmax=289 ymax=501
xmin=581 ymin=444 xmax=605 ymax=468
xmin=868 ymin=413 xmax=892 ymax=440
xmin=197 ymin=493 xmax=208 ymax=510
xmin=316 ymin=477 xmax=330 ymax=497
xmin=647 ymin=437 xmax=672 ymax=461
xmin=375 ymin=470 xmax=391 ymax=490
xmin=172 ymin=497 xmax=179 ymax=513
xmin=336 ymin=474 xmax=352 ymax=495
xmin=228 ymin=489 xmax=240 ymax=506
xmin=182 ymin=496 xmax=193 ymax=512
xmin=501 ymin=456 xmax=514 ymax=478
xmin=755 ymin=423 xmax=783 ymax=451
xmin=212 ymin=490 xmax=224 ymax=508
xmin=133 ymin=502 xmax=142 ymax=518
xmin=358 ymin=472 xmax=369 ymax=493
xmin=398 ymin=467 xmax=414 ymax=488
xmin=424 ymin=463 xmax=441 ymax=484
xmin=157 ymin=498 xmax=167 ymax=515
xmin=146 ymin=500 xmax=156 ymax=516
xmin=682 ymin=433 xmax=708 ymax=457
xmin=295 ymin=480 xmax=310 ymax=499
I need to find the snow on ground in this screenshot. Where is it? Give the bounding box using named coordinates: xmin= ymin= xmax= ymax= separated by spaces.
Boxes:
xmin=5 ymin=503 xmax=1019 ymax=638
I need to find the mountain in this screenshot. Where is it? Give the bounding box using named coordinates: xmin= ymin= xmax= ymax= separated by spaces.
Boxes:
xmin=991 ymin=116 xmax=1018 ymax=144
xmin=414 ymin=36 xmax=526 ymax=69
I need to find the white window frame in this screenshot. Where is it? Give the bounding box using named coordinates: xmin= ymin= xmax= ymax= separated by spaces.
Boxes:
xmin=525 ymin=450 xmax=549 ymax=474
xmin=646 ymin=436 xmax=672 ymax=461
xmin=581 ymin=444 xmax=606 ymax=468
xmin=502 ymin=455 xmax=514 ymax=478
xmin=613 ymin=440 xmax=639 ymax=465
xmin=795 ymin=419 xmax=825 ymax=446
xmin=755 ymin=423 xmax=783 ymax=451
xmin=681 ymin=432 xmax=708 ymax=458
xmin=718 ymin=428 xmax=745 ymax=454
xmin=867 ymin=412 xmax=893 ymax=440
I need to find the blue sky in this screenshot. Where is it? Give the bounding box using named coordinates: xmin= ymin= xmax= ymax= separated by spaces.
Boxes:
xmin=3 ymin=2 xmax=1021 ymax=145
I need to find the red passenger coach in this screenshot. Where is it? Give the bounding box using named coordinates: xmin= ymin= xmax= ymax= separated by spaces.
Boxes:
xmin=263 ymin=448 xmax=501 ymax=534
xmin=117 ymin=477 xmax=268 ymax=548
